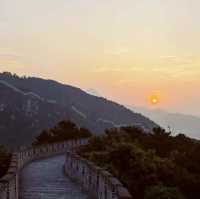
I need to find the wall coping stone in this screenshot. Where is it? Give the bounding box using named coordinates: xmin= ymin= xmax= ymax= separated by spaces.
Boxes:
xmin=64 ymin=151 xmax=133 ymax=199
xmin=0 ymin=139 xmax=87 ymax=199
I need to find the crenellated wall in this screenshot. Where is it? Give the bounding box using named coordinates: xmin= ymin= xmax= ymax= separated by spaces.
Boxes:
xmin=64 ymin=151 xmax=133 ymax=199
xmin=0 ymin=139 xmax=87 ymax=199
xmin=0 ymin=139 xmax=133 ymax=199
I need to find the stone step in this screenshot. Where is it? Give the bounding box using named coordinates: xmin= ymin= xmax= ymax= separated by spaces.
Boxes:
xmin=19 ymin=155 xmax=90 ymax=199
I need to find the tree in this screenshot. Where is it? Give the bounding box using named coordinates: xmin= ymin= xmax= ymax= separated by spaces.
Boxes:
xmin=33 ymin=120 xmax=92 ymax=145
xmin=152 ymin=127 xmax=171 ymax=137
xmin=0 ymin=146 xmax=11 ymax=177
xmin=144 ymin=185 xmax=186 ymax=199
xmin=33 ymin=130 xmax=50 ymax=145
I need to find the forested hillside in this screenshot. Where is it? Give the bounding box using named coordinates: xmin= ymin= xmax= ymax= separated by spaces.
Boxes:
xmin=79 ymin=126 xmax=200 ymax=199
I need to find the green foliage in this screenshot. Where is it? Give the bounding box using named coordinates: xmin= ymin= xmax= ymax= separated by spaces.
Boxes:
xmin=33 ymin=120 xmax=92 ymax=145
xmin=0 ymin=146 xmax=11 ymax=177
xmin=79 ymin=126 xmax=200 ymax=199
xmin=144 ymin=185 xmax=186 ymax=199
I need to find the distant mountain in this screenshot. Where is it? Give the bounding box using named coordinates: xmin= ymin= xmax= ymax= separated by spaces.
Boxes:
xmin=0 ymin=72 xmax=157 ymax=147
xmin=129 ymin=106 xmax=200 ymax=139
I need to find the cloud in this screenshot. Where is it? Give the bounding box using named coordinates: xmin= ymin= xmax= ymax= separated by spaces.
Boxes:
xmin=151 ymin=55 xmax=199 ymax=79
xmin=93 ymin=66 xmax=123 ymax=73
xmin=93 ymin=66 xmax=148 ymax=73
xmin=151 ymin=64 xmax=200 ymax=82
xmin=0 ymin=53 xmax=24 ymax=68
xmin=0 ymin=53 xmax=21 ymax=59
xmin=159 ymin=55 xmax=195 ymax=66
xmin=105 ymin=48 xmax=129 ymax=55
xmin=116 ymin=79 xmax=138 ymax=86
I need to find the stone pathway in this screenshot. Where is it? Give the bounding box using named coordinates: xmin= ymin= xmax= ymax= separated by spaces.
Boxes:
xmin=20 ymin=155 xmax=90 ymax=199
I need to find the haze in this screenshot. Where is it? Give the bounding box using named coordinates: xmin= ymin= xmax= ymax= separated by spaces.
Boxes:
xmin=1 ymin=0 xmax=200 ymax=115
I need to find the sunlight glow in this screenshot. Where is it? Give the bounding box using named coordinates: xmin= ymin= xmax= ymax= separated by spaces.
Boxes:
xmin=150 ymin=95 xmax=159 ymax=105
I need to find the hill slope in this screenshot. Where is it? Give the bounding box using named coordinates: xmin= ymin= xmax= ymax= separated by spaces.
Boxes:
xmin=0 ymin=72 xmax=157 ymax=147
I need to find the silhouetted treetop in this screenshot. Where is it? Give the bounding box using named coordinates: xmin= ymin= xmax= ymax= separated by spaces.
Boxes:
xmin=33 ymin=120 xmax=92 ymax=145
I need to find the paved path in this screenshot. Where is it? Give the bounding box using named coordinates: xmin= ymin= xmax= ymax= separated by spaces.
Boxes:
xmin=19 ymin=155 xmax=90 ymax=199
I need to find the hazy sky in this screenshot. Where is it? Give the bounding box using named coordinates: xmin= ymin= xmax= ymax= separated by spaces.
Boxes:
xmin=1 ymin=0 xmax=200 ymax=115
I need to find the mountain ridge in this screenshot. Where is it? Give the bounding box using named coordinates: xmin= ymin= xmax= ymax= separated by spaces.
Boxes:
xmin=129 ymin=105 xmax=200 ymax=139
xmin=0 ymin=72 xmax=157 ymax=147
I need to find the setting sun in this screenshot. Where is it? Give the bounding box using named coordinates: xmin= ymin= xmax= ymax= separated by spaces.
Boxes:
xmin=150 ymin=95 xmax=159 ymax=105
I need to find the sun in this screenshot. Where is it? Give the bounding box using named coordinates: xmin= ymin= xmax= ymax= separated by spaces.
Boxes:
xmin=150 ymin=95 xmax=159 ymax=105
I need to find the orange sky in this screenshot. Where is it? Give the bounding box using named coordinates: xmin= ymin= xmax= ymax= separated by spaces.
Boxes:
xmin=0 ymin=0 xmax=200 ymax=115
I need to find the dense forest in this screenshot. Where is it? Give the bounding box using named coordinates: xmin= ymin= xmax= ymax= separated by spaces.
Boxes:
xmin=78 ymin=126 xmax=200 ymax=199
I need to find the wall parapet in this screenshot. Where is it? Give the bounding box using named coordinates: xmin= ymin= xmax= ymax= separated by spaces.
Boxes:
xmin=0 ymin=139 xmax=88 ymax=199
xmin=64 ymin=151 xmax=133 ymax=199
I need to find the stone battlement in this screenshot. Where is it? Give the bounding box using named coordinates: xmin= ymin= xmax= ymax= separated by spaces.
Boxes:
xmin=64 ymin=151 xmax=133 ymax=199
xmin=0 ymin=139 xmax=87 ymax=199
xmin=0 ymin=139 xmax=133 ymax=199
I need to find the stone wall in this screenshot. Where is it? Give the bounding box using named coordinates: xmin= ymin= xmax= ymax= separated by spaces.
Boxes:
xmin=0 ymin=139 xmax=133 ymax=199
xmin=0 ymin=139 xmax=87 ymax=199
xmin=64 ymin=151 xmax=133 ymax=199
